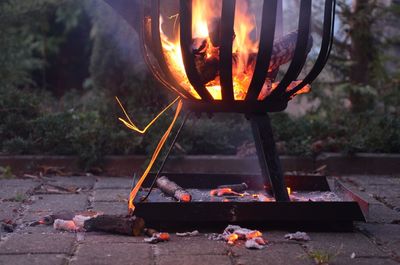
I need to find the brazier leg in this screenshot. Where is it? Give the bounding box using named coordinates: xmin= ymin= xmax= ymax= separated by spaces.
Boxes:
xmin=250 ymin=113 xmax=290 ymax=202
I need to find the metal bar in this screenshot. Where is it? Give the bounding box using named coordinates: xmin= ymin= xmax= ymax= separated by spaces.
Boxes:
xmin=149 ymin=0 xmax=194 ymax=99
xmin=249 ymin=113 xmax=290 ymax=201
xmin=286 ymin=0 xmax=336 ymax=99
xmin=245 ymin=0 xmax=278 ymax=101
xmin=179 ymin=0 xmax=213 ymax=101
xmin=270 ymin=0 xmax=312 ymax=98
xmin=219 ymin=0 xmax=236 ymax=101
xmin=140 ymin=2 xmax=188 ymax=98
xmin=140 ymin=112 xmax=190 ymax=202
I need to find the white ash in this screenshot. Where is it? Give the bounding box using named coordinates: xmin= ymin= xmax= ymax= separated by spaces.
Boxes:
xmin=290 ymin=191 xmax=341 ymax=202
xmin=284 ymin=231 xmax=310 ymax=241
xmin=206 ymin=233 xmax=224 ymax=241
xmin=245 ymin=238 xmax=266 ymax=250
xmin=176 ymin=230 xmax=199 ymax=237
xmin=53 ymin=219 xmax=80 ymax=232
xmin=223 ymin=225 xmax=255 ymax=240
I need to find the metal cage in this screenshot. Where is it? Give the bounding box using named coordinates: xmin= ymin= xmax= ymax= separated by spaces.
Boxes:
xmin=139 ymin=0 xmax=336 ymax=114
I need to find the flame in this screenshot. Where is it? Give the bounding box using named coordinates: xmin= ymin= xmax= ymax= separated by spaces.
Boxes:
xmin=127 ymin=99 xmax=183 ymax=214
xmin=227 ymin=233 xmax=239 ymax=245
xmin=287 ymin=187 xmax=292 ymax=195
xmin=160 ymin=0 xmax=259 ymax=100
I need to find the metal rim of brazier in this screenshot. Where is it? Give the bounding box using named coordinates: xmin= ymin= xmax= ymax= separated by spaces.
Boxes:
xmin=140 ymin=0 xmax=336 ymax=114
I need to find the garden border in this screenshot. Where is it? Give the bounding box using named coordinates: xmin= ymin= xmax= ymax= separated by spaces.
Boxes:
xmin=1 ymin=153 xmax=399 ymax=177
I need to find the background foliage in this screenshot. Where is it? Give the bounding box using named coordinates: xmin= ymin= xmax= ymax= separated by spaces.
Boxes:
xmin=0 ymin=0 xmax=399 ymax=169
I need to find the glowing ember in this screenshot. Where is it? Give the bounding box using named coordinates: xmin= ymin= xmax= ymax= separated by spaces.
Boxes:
xmin=180 ymin=194 xmax=192 ymax=202
xmin=210 ymin=188 xmax=242 ymax=197
xmin=227 ymin=233 xmax=239 ymax=245
xmin=246 ymin=230 xmax=263 ymax=240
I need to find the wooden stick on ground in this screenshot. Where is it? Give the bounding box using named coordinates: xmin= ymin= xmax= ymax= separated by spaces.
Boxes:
xmin=83 ymin=215 xmax=145 ymax=236
xmin=156 ymin=176 xmax=192 ymax=202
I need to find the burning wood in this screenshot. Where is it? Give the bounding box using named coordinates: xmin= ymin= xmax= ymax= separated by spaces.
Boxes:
xmin=156 ymin=176 xmax=191 ymax=202
xmin=160 ymin=0 xmax=315 ymax=100
xmin=222 ymin=225 xmax=267 ymax=250
xmin=193 ymin=30 xmax=313 ymax=85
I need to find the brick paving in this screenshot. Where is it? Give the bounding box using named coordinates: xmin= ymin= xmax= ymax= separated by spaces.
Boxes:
xmin=0 ymin=174 xmax=399 ymax=265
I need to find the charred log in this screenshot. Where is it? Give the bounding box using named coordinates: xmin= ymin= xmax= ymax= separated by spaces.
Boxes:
xmin=83 ymin=215 xmax=145 ymax=236
xmin=192 ymin=31 xmax=313 ymax=84
xmin=156 ymin=176 xmax=192 ymax=202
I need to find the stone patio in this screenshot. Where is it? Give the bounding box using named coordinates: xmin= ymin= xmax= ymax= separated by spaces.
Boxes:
xmin=0 ymin=174 xmax=399 ymax=265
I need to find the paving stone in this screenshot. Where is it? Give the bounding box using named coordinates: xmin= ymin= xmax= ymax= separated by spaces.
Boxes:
xmin=343 ymin=176 xmax=400 ymax=187
xmin=0 ymin=233 xmax=75 ymax=254
xmin=368 ymin=204 xmax=400 ymax=223
xmin=304 ymin=232 xmax=388 ymax=258
xmin=232 ymin=243 xmax=312 ymax=265
xmin=332 ymin=257 xmax=400 ymax=265
xmin=70 ymin=243 xmax=151 ymax=265
xmin=380 ymin=197 xmax=400 ymax=211
xmin=94 ymin=177 xmax=132 ymax=190
xmin=0 ymin=254 xmax=67 ymax=265
xmin=358 ymin=223 xmax=400 ymax=259
xmin=157 ymin=255 xmax=231 ymax=265
xmin=154 ymin=235 xmax=229 ymax=255
xmin=27 ymin=194 xmax=88 ymax=212
xmin=44 ymin=176 xmax=96 ymax=190
xmin=91 ymin=201 xmax=127 ymax=215
xmin=0 ymin=179 xmax=38 ymax=200
xmin=93 ymin=189 xmax=130 ymax=202
xmin=82 ymin=232 xmax=145 ymax=244
xmin=0 ymin=202 xmax=20 ymax=221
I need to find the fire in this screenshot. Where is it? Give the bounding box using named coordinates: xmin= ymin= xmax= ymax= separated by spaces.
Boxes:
xmin=287 ymin=187 xmax=292 ymax=195
xmin=227 ymin=233 xmax=239 ymax=245
xmin=160 ymin=0 xmax=259 ymax=100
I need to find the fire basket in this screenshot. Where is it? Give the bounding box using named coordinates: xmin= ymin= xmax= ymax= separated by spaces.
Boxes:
xmin=104 ymin=0 xmax=366 ymax=229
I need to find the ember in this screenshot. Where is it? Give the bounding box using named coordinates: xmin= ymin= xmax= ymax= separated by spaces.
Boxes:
xmin=222 ymin=225 xmax=267 ymax=249
xmin=210 ymin=188 xmax=242 ymax=197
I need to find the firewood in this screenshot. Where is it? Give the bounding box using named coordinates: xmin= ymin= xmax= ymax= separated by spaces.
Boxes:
xmin=156 ymin=176 xmax=192 ymax=202
xmin=218 ymin=182 xmax=248 ymax=192
xmin=83 ymin=215 xmax=145 ymax=236
xmin=191 ymin=31 xmax=313 ymax=84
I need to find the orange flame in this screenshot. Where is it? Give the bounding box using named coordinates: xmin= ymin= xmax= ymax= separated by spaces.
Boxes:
xmin=227 ymin=233 xmax=239 ymax=245
xmin=160 ymin=0 xmax=259 ymax=101
xmin=127 ymin=99 xmax=183 ymax=214
xmin=287 ymin=187 xmax=292 ymax=196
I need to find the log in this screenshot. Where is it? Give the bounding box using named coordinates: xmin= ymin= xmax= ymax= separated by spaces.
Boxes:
xmin=191 ymin=31 xmax=313 ymax=84
xmin=83 ymin=215 xmax=145 ymax=236
xmin=218 ymin=183 xmax=248 ymax=193
xmin=156 ymin=176 xmax=192 ymax=202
